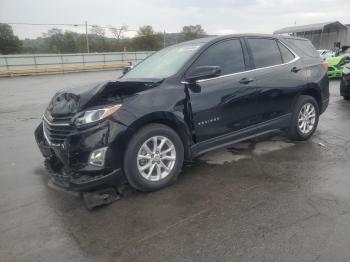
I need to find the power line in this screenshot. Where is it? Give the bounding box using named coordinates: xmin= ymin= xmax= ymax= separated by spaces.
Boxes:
xmin=1 ymin=22 xmax=84 ymax=26
xmin=0 ymin=21 xmax=138 ymax=31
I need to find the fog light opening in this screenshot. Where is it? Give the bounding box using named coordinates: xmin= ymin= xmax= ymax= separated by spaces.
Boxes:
xmin=89 ymin=147 xmax=108 ymax=167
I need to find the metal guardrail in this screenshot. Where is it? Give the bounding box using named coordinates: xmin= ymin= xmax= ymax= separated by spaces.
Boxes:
xmin=0 ymin=51 xmax=154 ymax=76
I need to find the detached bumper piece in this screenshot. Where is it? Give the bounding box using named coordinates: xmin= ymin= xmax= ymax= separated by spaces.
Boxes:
xmin=82 ymin=188 xmax=120 ymax=210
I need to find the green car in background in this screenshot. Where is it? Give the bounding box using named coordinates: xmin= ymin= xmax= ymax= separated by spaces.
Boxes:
xmin=325 ymin=54 xmax=350 ymax=78
xmin=325 ymin=57 xmax=346 ymax=78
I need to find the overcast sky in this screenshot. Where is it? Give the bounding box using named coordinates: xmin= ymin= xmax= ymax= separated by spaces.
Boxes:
xmin=0 ymin=0 xmax=349 ymax=39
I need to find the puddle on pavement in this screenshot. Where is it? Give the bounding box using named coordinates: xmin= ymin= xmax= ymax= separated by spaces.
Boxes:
xmin=199 ymin=136 xmax=295 ymax=165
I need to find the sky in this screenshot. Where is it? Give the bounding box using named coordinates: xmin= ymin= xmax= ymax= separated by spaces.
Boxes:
xmin=0 ymin=0 xmax=349 ymax=39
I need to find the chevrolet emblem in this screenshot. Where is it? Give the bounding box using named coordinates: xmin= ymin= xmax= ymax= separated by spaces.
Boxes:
xmin=47 ymin=114 xmax=54 ymax=123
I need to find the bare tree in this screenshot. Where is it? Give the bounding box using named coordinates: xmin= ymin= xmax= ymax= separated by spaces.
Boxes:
xmin=109 ymin=24 xmax=128 ymax=41
xmin=90 ymin=25 xmax=105 ymax=37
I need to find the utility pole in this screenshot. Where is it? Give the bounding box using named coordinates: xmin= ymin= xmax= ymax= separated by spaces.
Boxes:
xmin=163 ymin=30 xmax=166 ymax=48
xmin=85 ymin=21 xmax=90 ymax=53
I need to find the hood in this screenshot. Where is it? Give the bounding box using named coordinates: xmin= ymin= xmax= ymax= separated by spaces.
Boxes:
xmin=325 ymin=56 xmax=343 ymax=66
xmin=46 ymin=78 xmax=163 ymax=116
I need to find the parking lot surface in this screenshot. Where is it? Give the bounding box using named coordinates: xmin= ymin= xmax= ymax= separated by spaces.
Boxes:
xmin=1 ymin=71 xmax=350 ymax=262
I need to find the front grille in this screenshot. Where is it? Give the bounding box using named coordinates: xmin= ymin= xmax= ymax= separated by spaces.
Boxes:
xmin=43 ymin=118 xmax=75 ymax=145
xmin=50 ymin=115 xmax=73 ymax=124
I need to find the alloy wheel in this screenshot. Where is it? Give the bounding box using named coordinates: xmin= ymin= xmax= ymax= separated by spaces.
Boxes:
xmin=137 ymin=136 xmax=176 ymax=181
xmin=298 ymin=102 xmax=316 ymax=135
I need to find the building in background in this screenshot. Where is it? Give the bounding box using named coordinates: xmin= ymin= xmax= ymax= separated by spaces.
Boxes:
xmin=274 ymin=21 xmax=350 ymax=51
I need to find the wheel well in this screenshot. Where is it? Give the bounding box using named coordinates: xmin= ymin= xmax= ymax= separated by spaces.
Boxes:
xmin=148 ymin=119 xmax=193 ymax=160
xmin=301 ymin=87 xmax=322 ymax=112
xmin=125 ymin=117 xmax=193 ymax=161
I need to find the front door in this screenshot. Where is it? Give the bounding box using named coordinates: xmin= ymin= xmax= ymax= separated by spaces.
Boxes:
xmin=185 ymin=38 xmax=260 ymax=142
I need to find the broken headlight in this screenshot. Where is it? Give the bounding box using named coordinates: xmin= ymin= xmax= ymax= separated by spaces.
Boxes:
xmin=75 ymin=105 xmax=122 ymax=126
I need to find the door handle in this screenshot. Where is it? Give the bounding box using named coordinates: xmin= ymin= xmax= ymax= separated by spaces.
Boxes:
xmin=239 ymin=78 xmax=254 ymax=84
xmin=291 ymin=66 xmax=301 ymax=73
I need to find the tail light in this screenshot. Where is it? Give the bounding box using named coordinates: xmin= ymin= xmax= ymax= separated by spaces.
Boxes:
xmin=322 ymin=62 xmax=328 ymax=71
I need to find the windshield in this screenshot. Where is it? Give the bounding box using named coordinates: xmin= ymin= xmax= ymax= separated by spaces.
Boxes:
xmin=123 ymin=43 xmax=203 ymax=79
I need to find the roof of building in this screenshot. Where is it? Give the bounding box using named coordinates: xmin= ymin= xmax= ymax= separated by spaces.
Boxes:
xmin=274 ymin=21 xmax=348 ymax=34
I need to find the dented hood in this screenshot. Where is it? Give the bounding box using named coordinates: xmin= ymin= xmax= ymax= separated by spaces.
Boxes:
xmin=46 ymin=79 xmax=163 ymax=116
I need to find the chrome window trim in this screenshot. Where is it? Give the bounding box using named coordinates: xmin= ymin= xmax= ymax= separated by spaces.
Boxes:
xmin=43 ymin=114 xmax=71 ymax=126
xmin=181 ymin=39 xmax=300 ymax=85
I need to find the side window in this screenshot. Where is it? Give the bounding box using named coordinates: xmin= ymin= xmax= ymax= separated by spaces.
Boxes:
xmin=247 ymin=38 xmax=282 ymax=68
xmin=283 ymin=38 xmax=319 ymax=58
xmin=278 ymin=42 xmax=295 ymax=63
xmin=189 ymin=39 xmax=245 ymax=75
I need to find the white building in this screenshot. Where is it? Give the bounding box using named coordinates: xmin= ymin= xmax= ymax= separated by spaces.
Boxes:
xmin=274 ymin=21 xmax=350 ymax=51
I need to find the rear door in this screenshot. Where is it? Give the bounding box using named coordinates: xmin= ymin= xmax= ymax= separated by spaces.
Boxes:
xmin=245 ymin=37 xmax=307 ymax=123
xmin=186 ymin=38 xmax=260 ymax=142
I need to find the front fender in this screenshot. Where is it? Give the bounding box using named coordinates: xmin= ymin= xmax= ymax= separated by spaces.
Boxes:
xmin=120 ymin=111 xmax=193 ymax=160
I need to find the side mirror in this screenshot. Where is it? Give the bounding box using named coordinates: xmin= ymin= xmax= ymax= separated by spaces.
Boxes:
xmin=122 ymin=66 xmax=133 ymax=75
xmin=185 ymin=66 xmax=221 ymax=83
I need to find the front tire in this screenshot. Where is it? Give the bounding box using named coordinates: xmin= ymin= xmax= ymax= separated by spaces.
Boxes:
xmin=287 ymin=95 xmax=319 ymax=141
xmin=123 ymin=124 xmax=184 ymax=192
xmin=343 ymin=95 xmax=350 ymax=100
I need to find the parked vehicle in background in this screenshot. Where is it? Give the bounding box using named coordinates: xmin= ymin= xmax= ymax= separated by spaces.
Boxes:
xmin=341 ymin=52 xmax=350 ymax=64
xmin=340 ymin=64 xmax=350 ymax=100
xmin=317 ymin=49 xmax=335 ymax=60
xmin=35 ymin=34 xmax=329 ymax=197
xmin=325 ymin=56 xmax=347 ymax=78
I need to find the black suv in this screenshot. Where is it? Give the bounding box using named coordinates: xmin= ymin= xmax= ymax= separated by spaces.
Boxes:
xmin=340 ymin=63 xmax=350 ymax=100
xmin=35 ymin=34 xmax=329 ymax=194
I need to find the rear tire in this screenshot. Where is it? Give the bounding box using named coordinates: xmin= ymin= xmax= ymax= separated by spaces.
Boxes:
xmin=287 ymin=95 xmax=319 ymax=141
xmin=344 ymin=95 xmax=350 ymax=100
xmin=123 ymin=124 xmax=184 ymax=192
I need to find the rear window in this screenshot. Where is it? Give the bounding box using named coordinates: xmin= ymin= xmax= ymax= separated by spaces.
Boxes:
xmin=278 ymin=42 xmax=295 ymax=63
xmin=247 ymin=38 xmax=282 ymax=68
xmin=283 ymin=38 xmax=319 ymax=58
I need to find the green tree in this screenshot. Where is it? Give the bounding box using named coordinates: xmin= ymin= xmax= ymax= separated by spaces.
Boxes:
xmin=44 ymin=28 xmax=64 ymax=53
xmin=0 ymin=23 xmax=22 ymax=54
xmin=180 ymin=25 xmax=206 ymax=42
xmin=62 ymin=31 xmax=78 ymax=53
xmin=132 ymin=25 xmax=163 ymax=51
xmin=44 ymin=29 xmax=80 ymax=53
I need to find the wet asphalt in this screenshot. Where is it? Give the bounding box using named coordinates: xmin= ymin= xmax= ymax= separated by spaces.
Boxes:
xmin=0 ymin=71 xmax=350 ymax=262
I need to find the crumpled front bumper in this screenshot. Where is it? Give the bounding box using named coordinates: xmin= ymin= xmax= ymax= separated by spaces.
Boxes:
xmin=44 ymin=156 xmax=123 ymax=192
xmin=34 ymin=121 xmax=128 ymax=192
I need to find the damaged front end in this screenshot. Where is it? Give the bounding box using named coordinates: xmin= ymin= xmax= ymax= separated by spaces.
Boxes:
xmin=34 ymin=79 xmax=161 ymax=195
xmin=34 ymin=118 xmax=127 ymax=193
